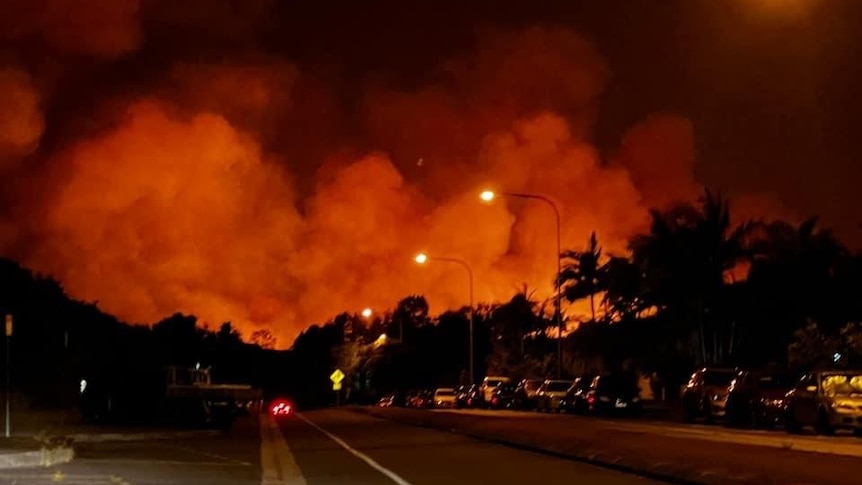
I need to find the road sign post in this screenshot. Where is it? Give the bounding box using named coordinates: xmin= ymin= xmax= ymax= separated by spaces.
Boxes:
xmin=5 ymin=314 xmax=12 ymax=438
xmin=330 ymin=369 xmax=345 ymax=407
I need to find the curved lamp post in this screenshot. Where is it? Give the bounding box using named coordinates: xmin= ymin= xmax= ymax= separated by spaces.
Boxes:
xmin=480 ymin=190 xmax=564 ymax=378
xmin=414 ymin=252 xmax=475 ymax=385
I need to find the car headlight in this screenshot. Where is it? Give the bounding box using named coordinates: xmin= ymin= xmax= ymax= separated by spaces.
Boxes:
xmin=832 ymin=403 xmax=856 ymax=413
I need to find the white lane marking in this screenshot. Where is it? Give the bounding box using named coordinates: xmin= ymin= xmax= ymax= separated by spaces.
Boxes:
xmin=296 ymin=413 xmax=414 ymax=485
xmin=81 ymin=458 xmax=252 ymax=467
xmin=166 ymin=443 xmax=253 ymax=466
xmin=62 ymin=430 xmax=222 ymax=443
xmin=260 ymin=414 xmax=307 ymax=485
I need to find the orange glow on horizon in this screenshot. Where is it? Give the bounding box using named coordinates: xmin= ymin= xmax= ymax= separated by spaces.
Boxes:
xmin=0 ymin=24 xmax=796 ymax=349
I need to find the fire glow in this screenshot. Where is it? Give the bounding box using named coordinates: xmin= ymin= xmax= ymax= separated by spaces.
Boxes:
xmin=0 ymin=3 xmax=795 ymax=348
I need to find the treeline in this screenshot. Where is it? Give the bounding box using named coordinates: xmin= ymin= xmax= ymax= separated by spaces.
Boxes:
xmin=2 ymin=191 xmax=861 ymax=409
xmin=0 ymin=259 xmax=285 ymax=409
xmin=292 ymin=192 xmax=862 ymax=405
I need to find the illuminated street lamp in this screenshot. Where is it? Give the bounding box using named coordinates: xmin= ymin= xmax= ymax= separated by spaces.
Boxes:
xmin=361 ymin=308 xmax=373 ymax=319
xmin=480 ymin=189 xmax=565 ymax=378
xmin=414 ymin=252 xmax=476 ymax=385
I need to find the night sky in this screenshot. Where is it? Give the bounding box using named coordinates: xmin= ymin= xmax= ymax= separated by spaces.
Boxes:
xmin=1 ymin=0 xmax=859 ymax=341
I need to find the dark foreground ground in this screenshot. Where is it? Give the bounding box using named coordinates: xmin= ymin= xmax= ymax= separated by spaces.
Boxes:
xmin=0 ymin=409 xmax=665 ymax=484
xmin=2 ymin=406 xmax=860 ymax=484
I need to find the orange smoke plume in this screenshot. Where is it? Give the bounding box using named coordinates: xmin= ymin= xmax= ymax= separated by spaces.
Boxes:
xmin=0 ymin=20 xmax=788 ymax=347
xmin=0 ymin=0 xmax=141 ymax=59
xmin=0 ymin=68 xmax=43 ymax=168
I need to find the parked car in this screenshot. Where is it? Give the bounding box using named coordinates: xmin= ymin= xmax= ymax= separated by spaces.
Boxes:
xmin=514 ymin=379 xmax=544 ymax=410
xmin=681 ymin=368 xmax=737 ymax=422
xmin=785 ymin=370 xmax=862 ymax=436
xmin=536 ymin=380 xmax=573 ymax=412
xmin=433 ymin=388 xmax=457 ymax=408
xmin=480 ymin=376 xmax=511 ymax=405
xmin=455 ymin=385 xmax=481 ymax=408
xmin=487 ymin=383 xmax=518 ymax=409
xmin=377 ymin=394 xmax=397 ymax=407
xmin=406 ymin=390 xmax=434 ymax=409
xmin=587 ymin=373 xmax=643 ymax=416
xmin=560 ymin=376 xmax=593 ymax=414
xmin=725 ymin=370 xmax=798 ymax=428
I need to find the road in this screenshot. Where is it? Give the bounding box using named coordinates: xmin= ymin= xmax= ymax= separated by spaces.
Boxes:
xmin=273 ymin=409 xmax=664 ymax=485
xmin=0 ymin=410 xmax=666 ymax=484
xmin=430 ymin=408 xmax=862 ymax=456
xmin=6 ymin=406 xmax=862 ymax=484
xmin=369 ymin=407 xmax=862 ymax=485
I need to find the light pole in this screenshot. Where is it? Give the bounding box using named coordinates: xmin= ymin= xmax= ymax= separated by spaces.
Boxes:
xmin=480 ymin=190 xmax=564 ymax=378
xmin=414 ymin=252 xmax=475 ymax=385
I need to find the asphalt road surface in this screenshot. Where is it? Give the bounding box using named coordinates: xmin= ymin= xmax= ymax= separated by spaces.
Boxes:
xmin=273 ymin=409 xmax=665 ymax=485
xmin=0 ymin=410 xmax=666 ymax=484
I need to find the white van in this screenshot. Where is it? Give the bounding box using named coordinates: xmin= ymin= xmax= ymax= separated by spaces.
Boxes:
xmin=480 ymin=376 xmax=511 ymax=404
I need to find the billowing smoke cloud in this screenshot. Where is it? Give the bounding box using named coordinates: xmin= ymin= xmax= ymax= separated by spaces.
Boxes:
xmin=0 ymin=68 xmax=43 ymax=168
xmin=612 ymin=113 xmax=700 ymax=210
xmin=0 ymin=0 xmax=141 ymax=59
xmin=0 ymin=4 xmax=782 ymax=346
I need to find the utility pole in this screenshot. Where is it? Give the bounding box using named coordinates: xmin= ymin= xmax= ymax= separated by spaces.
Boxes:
xmin=5 ymin=314 xmax=12 ymax=438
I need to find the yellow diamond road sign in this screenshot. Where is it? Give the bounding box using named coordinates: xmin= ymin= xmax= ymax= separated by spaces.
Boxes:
xmin=332 ymin=381 xmax=342 ymax=391
xmin=330 ymin=369 xmax=345 ymax=384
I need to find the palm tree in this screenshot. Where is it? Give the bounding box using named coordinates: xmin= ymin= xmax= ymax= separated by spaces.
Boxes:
xmin=600 ymin=256 xmax=645 ymax=323
xmin=628 ymin=190 xmax=744 ymax=365
xmin=559 ymin=232 xmax=603 ymax=323
xmin=735 ymin=217 xmax=849 ymax=364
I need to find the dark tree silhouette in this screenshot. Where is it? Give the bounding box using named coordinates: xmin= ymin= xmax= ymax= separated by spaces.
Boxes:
xmin=560 ymin=232 xmax=603 ymax=323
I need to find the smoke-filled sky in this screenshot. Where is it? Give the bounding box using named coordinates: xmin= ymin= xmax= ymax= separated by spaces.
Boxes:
xmin=1 ymin=0 xmax=859 ymax=346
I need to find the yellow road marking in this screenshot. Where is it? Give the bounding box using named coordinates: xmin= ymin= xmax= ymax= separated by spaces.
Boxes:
xmin=260 ymin=414 xmax=307 ymax=485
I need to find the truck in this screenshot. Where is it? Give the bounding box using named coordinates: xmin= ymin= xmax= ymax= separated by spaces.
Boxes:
xmin=80 ymin=365 xmax=263 ymax=430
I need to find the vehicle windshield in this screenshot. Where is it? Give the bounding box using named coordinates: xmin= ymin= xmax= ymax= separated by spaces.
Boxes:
xmin=822 ymin=374 xmax=862 ymax=397
xmin=596 ymin=376 xmax=638 ymax=392
xmin=546 ymin=381 xmax=571 ymax=392
xmin=703 ymin=371 xmax=736 ymax=387
xmin=435 ymin=389 xmax=455 ymax=396
xmin=757 ymin=374 xmax=797 ymax=390
xmin=524 ymin=381 xmax=541 ymax=391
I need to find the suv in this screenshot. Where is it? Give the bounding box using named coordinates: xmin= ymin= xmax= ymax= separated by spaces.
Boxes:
xmin=726 ymin=370 xmax=797 ymax=428
xmin=514 ymin=379 xmax=544 ymax=410
xmin=536 ymin=380 xmax=573 ymax=412
xmin=785 ymin=370 xmax=862 ymax=436
xmin=480 ymin=376 xmax=511 ymax=405
xmin=681 ymin=368 xmax=737 ymax=422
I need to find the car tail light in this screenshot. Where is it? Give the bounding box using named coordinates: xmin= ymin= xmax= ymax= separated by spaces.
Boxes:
xmin=271 ymin=400 xmax=293 ymax=416
xmin=587 ymin=394 xmax=596 ymax=405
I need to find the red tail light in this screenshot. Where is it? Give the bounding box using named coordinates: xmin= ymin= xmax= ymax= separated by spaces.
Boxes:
xmin=587 ymin=394 xmax=596 ymax=405
xmin=271 ymin=400 xmax=293 ymax=416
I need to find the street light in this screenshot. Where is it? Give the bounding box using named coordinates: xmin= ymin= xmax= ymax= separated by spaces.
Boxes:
xmin=414 ymin=252 xmax=476 ymax=385
xmin=361 ymin=308 xmax=373 ymax=319
xmin=480 ymin=189 xmax=564 ymax=378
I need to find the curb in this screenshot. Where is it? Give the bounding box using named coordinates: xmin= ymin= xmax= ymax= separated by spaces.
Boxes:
xmin=352 ymin=408 xmax=770 ymax=485
xmin=0 ymin=446 xmax=74 ymax=469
